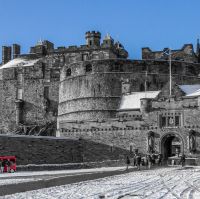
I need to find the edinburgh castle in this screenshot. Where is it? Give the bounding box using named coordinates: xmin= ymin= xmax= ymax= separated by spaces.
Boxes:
xmin=1 ymin=31 xmax=200 ymax=164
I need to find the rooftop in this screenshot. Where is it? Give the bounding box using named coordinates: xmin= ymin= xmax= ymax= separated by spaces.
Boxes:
xmin=119 ymin=91 xmax=160 ymax=110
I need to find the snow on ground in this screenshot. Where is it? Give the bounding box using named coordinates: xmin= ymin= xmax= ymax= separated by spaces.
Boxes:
xmin=0 ymin=167 xmax=128 ymax=187
xmin=2 ymin=166 xmax=200 ymax=199
xmin=0 ymin=178 xmax=42 ymax=186
xmin=0 ymin=166 xmax=126 ymax=178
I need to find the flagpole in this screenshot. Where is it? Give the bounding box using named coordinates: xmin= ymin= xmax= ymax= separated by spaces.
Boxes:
xmin=169 ymin=48 xmax=172 ymax=96
xmin=145 ymin=70 xmax=147 ymax=95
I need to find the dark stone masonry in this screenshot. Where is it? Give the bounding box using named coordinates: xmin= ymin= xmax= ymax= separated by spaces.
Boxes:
xmin=1 ymin=31 xmax=200 ymax=165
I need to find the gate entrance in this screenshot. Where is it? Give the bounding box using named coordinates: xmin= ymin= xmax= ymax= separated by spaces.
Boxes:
xmin=161 ymin=134 xmax=183 ymax=160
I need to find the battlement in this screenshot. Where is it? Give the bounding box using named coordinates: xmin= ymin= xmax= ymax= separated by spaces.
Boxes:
xmin=85 ymin=31 xmax=101 ymax=47
xmin=1 ymin=31 xmax=128 ymax=64
xmin=142 ymin=44 xmax=198 ymax=63
xmin=85 ymin=31 xmax=101 ymax=37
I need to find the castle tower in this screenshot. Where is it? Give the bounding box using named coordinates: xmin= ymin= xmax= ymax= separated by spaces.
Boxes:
xmin=197 ymin=38 xmax=200 ymax=63
xmin=2 ymin=46 xmax=12 ymax=64
xmin=85 ymin=31 xmax=101 ymax=47
xmin=13 ymin=44 xmax=21 ymax=59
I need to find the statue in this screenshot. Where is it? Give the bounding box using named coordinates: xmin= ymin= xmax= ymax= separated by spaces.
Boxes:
xmin=189 ymin=132 xmax=196 ymax=153
xmin=148 ymin=132 xmax=154 ymax=153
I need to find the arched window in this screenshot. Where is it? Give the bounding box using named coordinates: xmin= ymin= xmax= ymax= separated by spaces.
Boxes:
xmin=66 ymin=68 xmax=71 ymax=77
xmin=140 ymin=83 xmax=145 ymax=91
xmin=85 ymin=64 xmax=92 ymax=72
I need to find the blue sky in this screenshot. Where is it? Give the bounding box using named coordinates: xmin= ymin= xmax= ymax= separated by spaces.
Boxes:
xmin=0 ymin=0 xmax=200 ymax=59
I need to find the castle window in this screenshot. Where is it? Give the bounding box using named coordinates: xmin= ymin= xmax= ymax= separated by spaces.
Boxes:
xmin=175 ymin=116 xmax=180 ymax=126
xmin=160 ymin=113 xmax=181 ymax=128
xmin=66 ymin=68 xmax=71 ymax=77
xmin=82 ymin=54 xmax=88 ymax=61
xmin=111 ymin=64 xmax=123 ymax=72
xmin=85 ymin=64 xmax=92 ymax=73
xmin=140 ymin=84 xmax=145 ymax=91
xmin=92 ymin=54 xmax=99 ymax=60
xmin=98 ymin=84 xmax=101 ymax=92
xmin=130 ymin=145 xmax=133 ymax=153
xmin=110 ymin=145 xmax=113 ymax=153
xmin=17 ymin=73 xmax=23 ymax=86
xmin=44 ymin=86 xmax=49 ymax=99
xmin=142 ymin=65 xmax=147 ymax=71
xmin=161 ymin=116 xmax=166 ymax=127
xmin=17 ymin=88 xmax=23 ymax=100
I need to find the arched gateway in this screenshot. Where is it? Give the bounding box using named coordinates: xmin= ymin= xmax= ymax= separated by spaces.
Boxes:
xmin=161 ymin=133 xmax=184 ymax=160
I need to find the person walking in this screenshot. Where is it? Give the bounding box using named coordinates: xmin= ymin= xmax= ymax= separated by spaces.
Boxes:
xmin=147 ymin=154 xmax=152 ymax=169
xmin=143 ymin=154 xmax=148 ymax=169
xmin=7 ymin=160 xmax=11 ymax=173
xmin=151 ymin=153 xmax=156 ymax=166
xmin=158 ymin=154 xmax=163 ymax=166
xmin=180 ymin=154 xmax=186 ymax=168
xmin=0 ymin=160 xmax=3 ymax=173
xmin=2 ymin=160 xmax=6 ymax=173
xmin=126 ymin=156 xmax=130 ymax=171
xmin=133 ymin=153 xmax=136 ymax=167
xmin=136 ymin=154 xmax=141 ymax=170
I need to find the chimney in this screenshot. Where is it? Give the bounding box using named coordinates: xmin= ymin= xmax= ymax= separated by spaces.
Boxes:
xmin=13 ymin=44 xmax=21 ymax=59
xmin=2 ymin=46 xmax=12 ymax=64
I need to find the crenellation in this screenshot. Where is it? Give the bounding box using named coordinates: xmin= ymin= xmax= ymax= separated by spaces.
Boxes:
xmin=142 ymin=44 xmax=199 ymax=63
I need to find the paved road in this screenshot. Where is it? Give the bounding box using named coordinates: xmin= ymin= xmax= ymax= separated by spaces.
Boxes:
xmin=0 ymin=167 xmax=135 ymax=196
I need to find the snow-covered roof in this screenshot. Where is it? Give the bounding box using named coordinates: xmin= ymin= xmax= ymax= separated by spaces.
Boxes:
xmin=185 ymin=89 xmax=200 ymax=97
xmin=178 ymin=84 xmax=200 ymax=97
xmin=119 ymin=91 xmax=160 ymax=110
xmin=0 ymin=58 xmax=40 ymax=70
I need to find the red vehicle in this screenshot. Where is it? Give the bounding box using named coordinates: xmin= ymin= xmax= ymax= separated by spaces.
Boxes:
xmin=0 ymin=156 xmax=16 ymax=173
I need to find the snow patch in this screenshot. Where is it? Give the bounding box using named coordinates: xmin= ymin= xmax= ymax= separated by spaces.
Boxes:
xmin=0 ymin=58 xmax=40 ymax=69
xmin=120 ymin=91 xmax=160 ymax=110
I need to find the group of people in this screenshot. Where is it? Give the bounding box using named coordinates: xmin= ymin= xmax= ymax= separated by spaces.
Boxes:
xmin=0 ymin=159 xmax=12 ymax=173
xmin=126 ymin=153 xmax=163 ymax=170
xmin=126 ymin=152 xmax=186 ymax=171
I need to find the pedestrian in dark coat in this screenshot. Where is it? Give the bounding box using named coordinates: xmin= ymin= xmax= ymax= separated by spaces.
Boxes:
xmin=147 ymin=154 xmax=152 ymax=169
xmin=180 ymin=154 xmax=186 ymax=167
xmin=151 ymin=153 xmax=156 ymax=165
xmin=0 ymin=160 xmax=3 ymax=173
xmin=126 ymin=156 xmax=130 ymax=170
xmin=136 ymin=154 xmax=141 ymax=170
xmin=133 ymin=154 xmax=136 ymax=166
xmin=2 ymin=160 xmax=6 ymax=173
xmin=143 ymin=155 xmax=148 ymax=169
xmin=158 ymin=154 xmax=163 ymax=166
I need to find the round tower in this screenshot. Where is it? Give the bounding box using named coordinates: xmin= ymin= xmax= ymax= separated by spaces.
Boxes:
xmin=58 ymin=59 xmax=125 ymax=124
xmin=85 ymin=31 xmax=101 ymax=47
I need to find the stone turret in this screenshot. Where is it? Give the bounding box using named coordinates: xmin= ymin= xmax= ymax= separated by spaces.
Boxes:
xmin=85 ymin=31 xmax=101 ymax=47
xmin=2 ymin=46 xmax=12 ymax=64
xmin=13 ymin=44 xmax=21 ymax=59
xmin=30 ymin=40 xmax=54 ymax=55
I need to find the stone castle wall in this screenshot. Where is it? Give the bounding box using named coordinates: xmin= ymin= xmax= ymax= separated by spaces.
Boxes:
xmin=58 ymin=59 xmax=200 ymax=124
xmin=0 ymin=62 xmax=60 ymax=134
xmin=60 ymin=95 xmax=200 ymax=159
xmin=0 ymin=135 xmax=128 ymax=165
